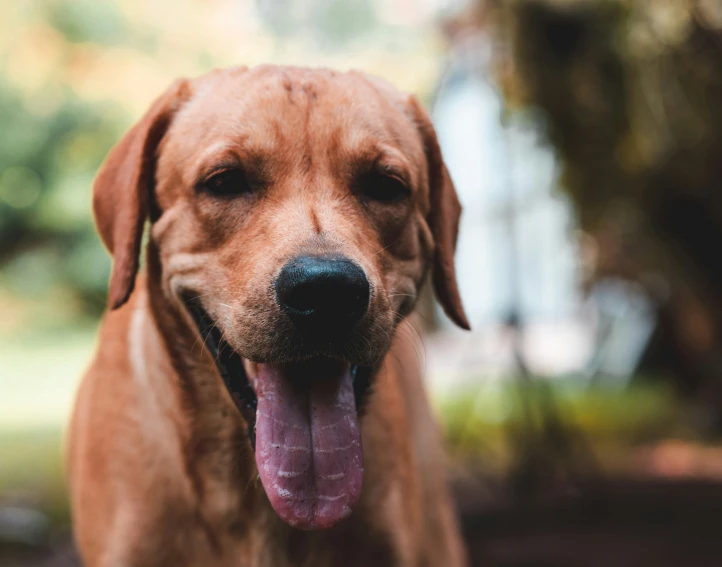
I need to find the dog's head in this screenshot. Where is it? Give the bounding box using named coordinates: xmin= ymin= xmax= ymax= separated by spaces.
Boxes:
xmin=93 ymin=66 xmax=468 ymax=530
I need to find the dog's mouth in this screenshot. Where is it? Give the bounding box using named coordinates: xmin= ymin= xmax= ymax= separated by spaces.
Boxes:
xmin=184 ymin=297 xmax=373 ymax=530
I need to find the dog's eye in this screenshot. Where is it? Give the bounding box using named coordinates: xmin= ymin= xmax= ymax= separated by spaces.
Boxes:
xmin=358 ymin=172 xmax=411 ymax=204
xmin=200 ymin=169 xmax=252 ymax=197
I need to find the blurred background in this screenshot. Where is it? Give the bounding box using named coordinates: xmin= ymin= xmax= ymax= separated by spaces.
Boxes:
xmin=3 ymin=0 xmax=722 ymax=565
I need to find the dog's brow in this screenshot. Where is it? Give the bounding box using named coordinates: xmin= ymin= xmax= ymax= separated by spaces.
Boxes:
xmin=188 ymin=143 xmax=242 ymax=181
xmin=189 ymin=142 xmax=273 ymax=185
xmin=350 ymin=144 xmax=414 ymax=186
xmin=373 ymin=146 xmax=413 ymax=180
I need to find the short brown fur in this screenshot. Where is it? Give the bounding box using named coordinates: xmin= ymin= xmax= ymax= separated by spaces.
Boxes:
xmin=69 ymin=66 xmax=469 ymax=567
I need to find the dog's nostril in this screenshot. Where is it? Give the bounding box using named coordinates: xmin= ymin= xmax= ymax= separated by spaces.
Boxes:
xmin=275 ymin=256 xmax=370 ymax=327
xmin=283 ymin=282 xmax=319 ymax=315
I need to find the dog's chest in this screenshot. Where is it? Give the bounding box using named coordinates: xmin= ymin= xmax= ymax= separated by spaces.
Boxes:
xmin=181 ymin=502 xmax=400 ymax=567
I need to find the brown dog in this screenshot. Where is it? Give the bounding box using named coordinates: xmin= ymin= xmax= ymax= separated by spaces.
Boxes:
xmin=68 ymin=65 xmax=470 ymax=567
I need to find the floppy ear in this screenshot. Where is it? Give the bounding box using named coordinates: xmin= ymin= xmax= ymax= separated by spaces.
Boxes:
xmin=94 ymin=80 xmax=190 ymax=310
xmin=408 ymin=96 xmax=470 ymax=330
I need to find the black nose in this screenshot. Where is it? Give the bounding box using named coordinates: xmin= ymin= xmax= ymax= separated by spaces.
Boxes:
xmin=275 ymin=256 xmax=370 ymax=330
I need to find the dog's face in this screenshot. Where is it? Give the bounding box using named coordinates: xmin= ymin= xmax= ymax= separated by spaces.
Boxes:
xmin=93 ymin=66 xmax=468 ymax=531
xmin=155 ymin=68 xmax=435 ymax=365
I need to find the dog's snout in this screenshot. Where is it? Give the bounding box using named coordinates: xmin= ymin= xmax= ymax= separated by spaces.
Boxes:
xmin=276 ymin=256 xmax=370 ymax=330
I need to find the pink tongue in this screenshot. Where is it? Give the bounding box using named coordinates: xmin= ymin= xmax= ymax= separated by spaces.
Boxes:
xmin=252 ymin=360 xmax=363 ymax=530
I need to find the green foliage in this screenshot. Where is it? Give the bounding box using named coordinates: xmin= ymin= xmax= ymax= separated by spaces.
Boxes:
xmin=0 ymin=3 xmax=134 ymax=315
xmin=45 ymin=0 xmax=128 ymax=46
xmin=256 ymin=0 xmax=375 ymax=45
xmin=438 ymin=379 xmax=680 ymax=467
xmin=0 ymin=86 xmax=121 ymax=310
xmin=0 ymin=429 xmax=69 ymax=524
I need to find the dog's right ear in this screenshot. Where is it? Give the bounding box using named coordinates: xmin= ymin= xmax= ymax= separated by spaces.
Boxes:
xmin=94 ymin=80 xmax=190 ymax=310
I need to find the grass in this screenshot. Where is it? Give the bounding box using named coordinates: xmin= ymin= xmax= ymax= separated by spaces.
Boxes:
xmin=0 ymin=328 xmax=95 ymax=430
xmin=436 ymin=377 xmax=681 ymax=471
xmin=0 ymin=326 xmax=96 ymax=525
xmin=0 ymin=429 xmax=69 ymax=523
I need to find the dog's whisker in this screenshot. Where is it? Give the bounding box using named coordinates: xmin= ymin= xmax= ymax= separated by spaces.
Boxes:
xmin=384 ymin=315 xmax=427 ymax=372
xmin=371 ymin=233 xmax=404 ymax=258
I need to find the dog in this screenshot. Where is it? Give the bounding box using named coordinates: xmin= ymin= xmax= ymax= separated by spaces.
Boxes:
xmin=68 ymin=65 xmax=470 ymax=567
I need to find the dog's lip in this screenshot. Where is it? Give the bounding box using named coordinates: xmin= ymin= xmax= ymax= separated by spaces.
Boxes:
xmin=183 ymin=295 xmax=259 ymax=444
xmin=182 ymin=295 xmax=375 ymax=449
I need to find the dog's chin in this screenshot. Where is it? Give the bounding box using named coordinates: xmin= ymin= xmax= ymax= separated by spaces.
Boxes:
xmin=184 ymin=296 xmax=375 ymax=531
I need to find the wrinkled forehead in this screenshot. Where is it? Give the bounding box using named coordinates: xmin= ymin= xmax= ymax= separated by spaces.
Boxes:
xmin=160 ymin=67 xmax=425 ymax=183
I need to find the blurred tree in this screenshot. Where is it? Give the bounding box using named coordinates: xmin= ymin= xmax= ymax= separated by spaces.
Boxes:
xmin=0 ymin=3 xmax=130 ymax=314
xmin=494 ymin=0 xmax=722 ymax=421
xmin=255 ymin=0 xmax=375 ymax=46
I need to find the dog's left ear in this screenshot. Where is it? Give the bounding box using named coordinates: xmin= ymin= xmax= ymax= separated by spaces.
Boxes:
xmin=408 ymin=96 xmax=470 ymax=330
xmin=94 ymin=79 xmax=190 ymax=310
